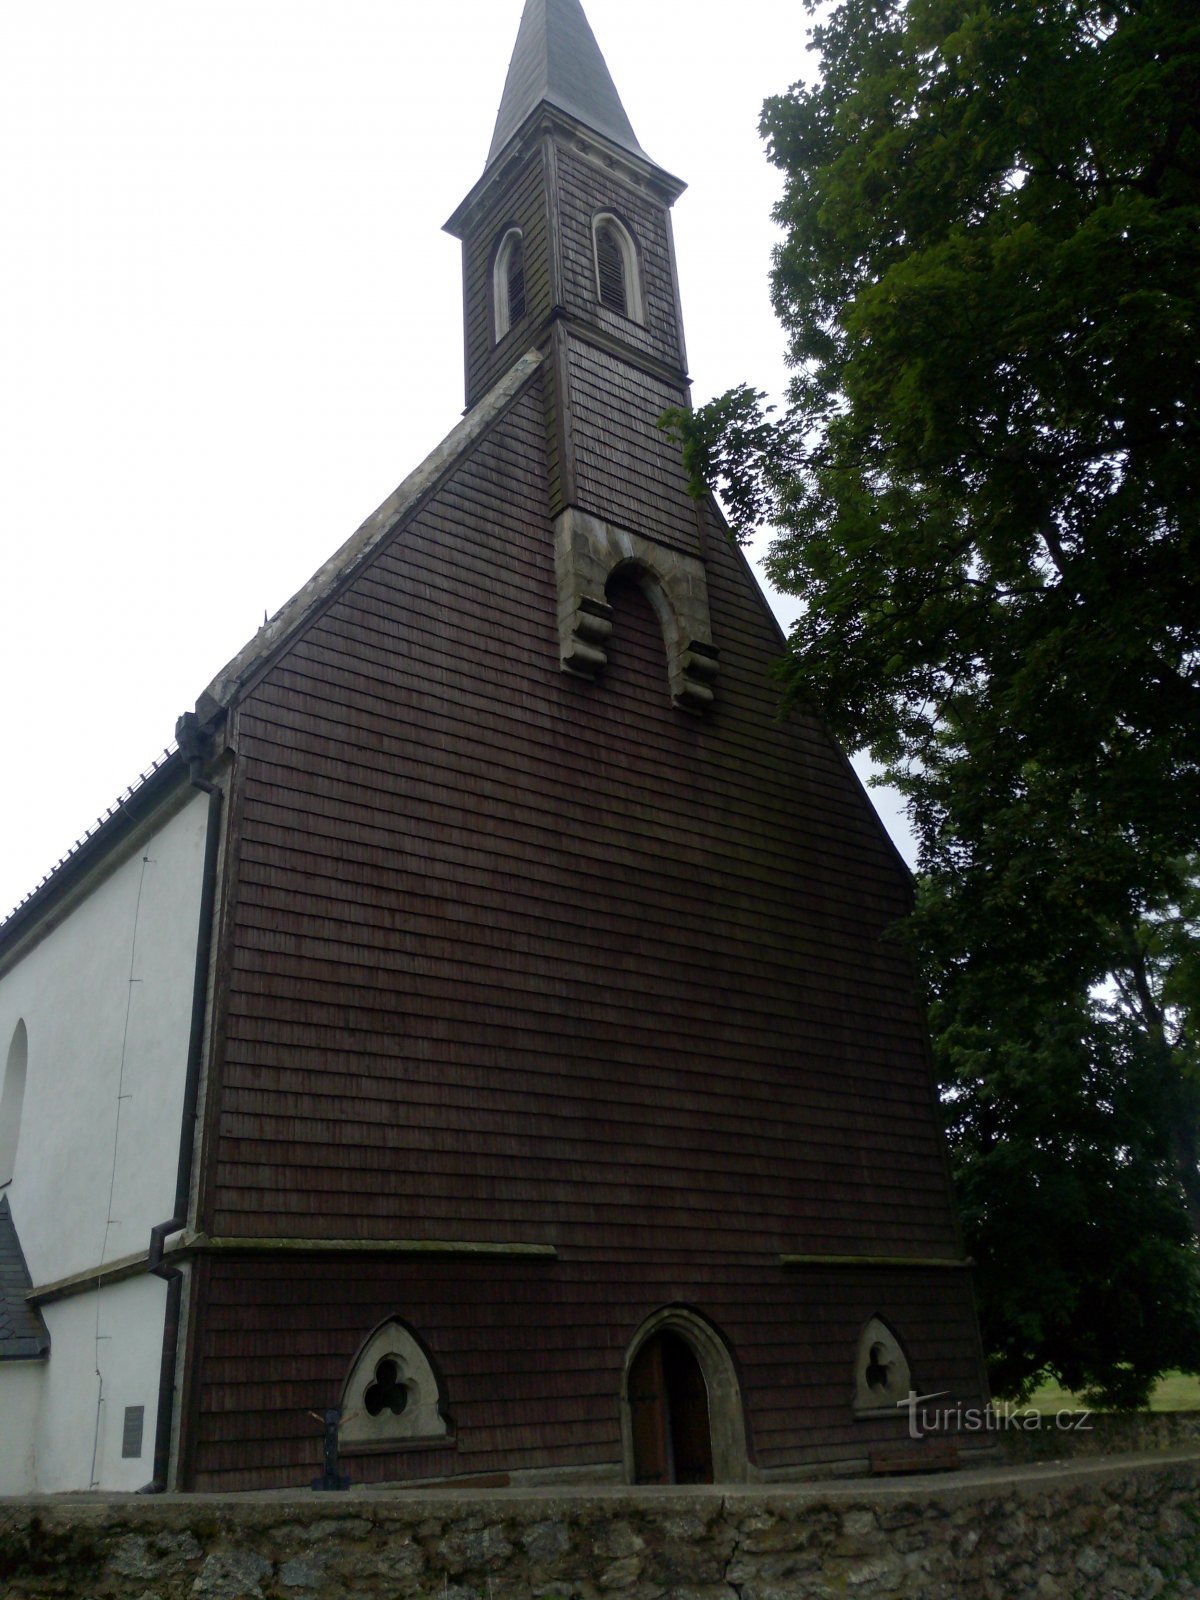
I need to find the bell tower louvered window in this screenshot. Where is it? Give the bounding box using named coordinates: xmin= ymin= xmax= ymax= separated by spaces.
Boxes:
xmin=506 ymin=237 xmax=526 ymax=327
xmin=596 ymin=224 xmax=626 ymax=315
xmin=593 ymin=213 xmax=644 ymax=324
xmin=492 ymin=227 xmax=526 ymax=343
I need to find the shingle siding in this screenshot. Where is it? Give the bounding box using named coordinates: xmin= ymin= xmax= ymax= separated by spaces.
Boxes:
xmin=566 ymin=338 xmax=696 ymax=549
xmin=464 ymin=152 xmax=553 ymax=406
xmin=181 ymin=370 xmax=980 ymax=1488
xmin=555 ymin=145 xmax=683 ymax=372
xmin=186 ymin=1256 xmax=981 ymax=1490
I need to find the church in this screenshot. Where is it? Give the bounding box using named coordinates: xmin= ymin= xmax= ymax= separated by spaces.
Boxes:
xmin=0 ymin=0 xmax=987 ymax=1494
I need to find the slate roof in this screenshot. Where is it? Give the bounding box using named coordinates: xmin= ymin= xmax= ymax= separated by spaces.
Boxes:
xmin=488 ymin=0 xmax=647 ymax=167
xmin=0 ymin=745 xmax=183 ymax=939
xmin=0 ymin=1196 xmax=49 ymax=1360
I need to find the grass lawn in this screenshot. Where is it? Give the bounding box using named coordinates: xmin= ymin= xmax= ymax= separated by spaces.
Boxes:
xmin=1022 ymin=1371 xmax=1200 ymax=1413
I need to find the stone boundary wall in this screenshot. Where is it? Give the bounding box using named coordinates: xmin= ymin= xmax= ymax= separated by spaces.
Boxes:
xmin=1 ymin=1451 xmax=1198 ymax=1600
xmin=997 ymin=1409 xmax=1200 ymax=1465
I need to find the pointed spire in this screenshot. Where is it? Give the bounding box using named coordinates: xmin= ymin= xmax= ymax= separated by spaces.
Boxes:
xmin=488 ymin=0 xmax=646 ymax=168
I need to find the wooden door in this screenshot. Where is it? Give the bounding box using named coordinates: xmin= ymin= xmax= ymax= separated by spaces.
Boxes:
xmin=628 ymin=1335 xmax=670 ymax=1483
xmin=661 ymin=1331 xmax=714 ymax=1484
xmin=628 ymin=1331 xmax=715 ymax=1485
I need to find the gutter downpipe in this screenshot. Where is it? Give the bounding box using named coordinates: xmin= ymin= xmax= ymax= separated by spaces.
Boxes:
xmin=140 ymin=712 xmax=223 ymax=1493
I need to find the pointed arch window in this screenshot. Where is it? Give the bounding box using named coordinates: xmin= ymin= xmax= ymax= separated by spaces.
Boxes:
xmin=338 ymin=1317 xmax=450 ymax=1452
xmin=853 ymin=1315 xmax=913 ymax=1415
xmin=593 ymin=213 xmax=644 ymax=324
xmin=0 ymin=1021 xmax=28 ymax=1188
xmin=493 ymin=227 xmax=526 ymax=343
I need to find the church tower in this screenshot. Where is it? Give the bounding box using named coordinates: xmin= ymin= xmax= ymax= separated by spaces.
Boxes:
xmin=151 ymin=0 xmax=990 ymax=1489
xmin=445 ymin=0 xmax=720 ymax=712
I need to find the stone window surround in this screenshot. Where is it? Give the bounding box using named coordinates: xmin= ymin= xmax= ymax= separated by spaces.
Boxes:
xmin=853 ymin=1313 xmax=914 ymax=1417
xmin=491 ymin=225 xmax=526 ymax=344
xmin=338 ymin=1316 xmax=451 ymax=1454
xmin=591 ymin=210 xmax=645 ymax=325
xmin=619 ymin=1305 xmax=750 ymax=1485
xmin=555 ymin=508 xmax=719 ymax=713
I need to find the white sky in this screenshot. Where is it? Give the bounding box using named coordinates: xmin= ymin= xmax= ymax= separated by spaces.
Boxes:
xmin=0 ymin=0 xmax=913 ymax=922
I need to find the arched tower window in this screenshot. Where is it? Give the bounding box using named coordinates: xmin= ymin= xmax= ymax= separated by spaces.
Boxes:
xmin=0 ymin=1021 xmax=28 ymax=1188
xmin=593 ymin=213 xmax=643 ymax=323
xmin=492 ymin=227 xmax=526 ymax=342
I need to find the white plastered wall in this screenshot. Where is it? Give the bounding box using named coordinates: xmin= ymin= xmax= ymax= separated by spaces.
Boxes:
xmin=35 ymin=1275 xmax=170 ymax=1492
xmin=0 ymin=787 xmax=208 ymax=1491
xmin=0 ymin=1363 xmax=43 ymax=1494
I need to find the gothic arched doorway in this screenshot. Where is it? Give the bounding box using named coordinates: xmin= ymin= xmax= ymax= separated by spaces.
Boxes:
xmin=628 ymin=1330 xmax=714 ymax=1484
xmin=621 ymin=1308 xmax=750 ymax=1484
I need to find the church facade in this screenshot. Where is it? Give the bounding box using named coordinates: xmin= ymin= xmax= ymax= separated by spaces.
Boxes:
xmin=0 ymin=0 xmax=987 ymax=1493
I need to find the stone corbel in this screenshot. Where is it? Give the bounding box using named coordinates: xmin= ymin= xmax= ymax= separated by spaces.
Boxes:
xmin=678 ymin=639 xmax=720 ymax=712
xmin=555 ymin=508 xmax=719 ymax=713
xmin=560 ymin=594 xmax=613 ymax=679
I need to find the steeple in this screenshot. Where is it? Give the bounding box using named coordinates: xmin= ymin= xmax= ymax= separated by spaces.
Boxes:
xmin=445 ymin=0 xmax=686 ymax=412
xmin=487 ymin=0 xmax=647 ymax=169
xmin=444 ymin=0 xmax=712 ymax=712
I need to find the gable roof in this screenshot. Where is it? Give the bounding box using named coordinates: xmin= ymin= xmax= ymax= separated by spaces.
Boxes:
xmin=197 ymin=349 xmax=545 ymax=721
xmin=487 ymin=0 xmax=646 ymax=168
xmin=0 ymin=745 xmax=186 ymax=958
xmin=0 ymin=1196 xmax=49 ymax=1361
xmin=0 ymin=352 xmax=546 ymax=960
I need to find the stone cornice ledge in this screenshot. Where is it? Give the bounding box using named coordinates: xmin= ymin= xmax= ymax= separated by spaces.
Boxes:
xmin=27 ymin=1251 xmax=150 ymax=1306
xmin=180 ymin=1234 xmax=558 ymax=1259
xmin=780 ymin=1254 xmax=974 ymax=1270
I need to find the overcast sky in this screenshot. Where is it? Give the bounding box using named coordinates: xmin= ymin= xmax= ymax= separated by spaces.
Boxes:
xmin=0 ymin=0 xmax=913 ymax=922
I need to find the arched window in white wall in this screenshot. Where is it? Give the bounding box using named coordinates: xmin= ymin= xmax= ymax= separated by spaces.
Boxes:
xmin=0 ymin=1020 xmax=28 ymax=1188
xmin=492 ymin=226 xmax=526 ymax=343
xmin=593 ymin=213 xmax=644 ymax=324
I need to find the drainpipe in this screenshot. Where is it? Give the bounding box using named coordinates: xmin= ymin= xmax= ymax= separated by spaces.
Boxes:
xmin=139 ymin=712 xmax=223 ymax=1493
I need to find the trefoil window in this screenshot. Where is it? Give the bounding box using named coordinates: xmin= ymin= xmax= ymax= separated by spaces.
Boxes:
xmin=853 ymin=1315 xmax=913 ymax=1415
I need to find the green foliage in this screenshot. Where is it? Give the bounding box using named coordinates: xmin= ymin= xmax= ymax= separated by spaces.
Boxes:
xmin=672 ymin=0 xmax=1200 ymax=1404
xmin=1027 ymin=1369 xmax=1200 ymax=1413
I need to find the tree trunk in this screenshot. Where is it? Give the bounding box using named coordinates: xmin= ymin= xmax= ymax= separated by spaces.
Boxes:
xmin=1173 ymin=1114 xmax=1200 ymax=1244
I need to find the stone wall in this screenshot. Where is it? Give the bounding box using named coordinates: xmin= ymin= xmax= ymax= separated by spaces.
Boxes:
xmin=998 ymin=1409 xmax=1200 ymax=1465
xmin=1 ymin=1450 xmax=1198 ymax=1600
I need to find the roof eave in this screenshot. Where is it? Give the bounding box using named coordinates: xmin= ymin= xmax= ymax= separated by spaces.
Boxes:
xmin=0 ymin=1340 xmax=50 ymax=1363
xmin=0 ymin=750 xmax=189 ymax=966
xmin=444 ymin=104 xmax=686 ymax=240
xmin=0 ymin=357 xmax=548 ymax=964
xmin=196 ymin=348 xmax=548 ymax=724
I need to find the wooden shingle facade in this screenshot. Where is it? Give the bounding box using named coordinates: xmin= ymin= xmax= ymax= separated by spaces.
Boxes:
xmin=168 ymin=0 xmax=989 ymax=1490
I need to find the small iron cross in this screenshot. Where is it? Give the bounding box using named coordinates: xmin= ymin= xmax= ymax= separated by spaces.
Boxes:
xmin=310 ymin=1408 xmax=351 ymax=1491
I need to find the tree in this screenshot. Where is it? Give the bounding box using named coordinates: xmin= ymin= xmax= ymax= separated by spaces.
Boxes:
xmin=669 ymin=0 xmax=1200 ymax=1403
